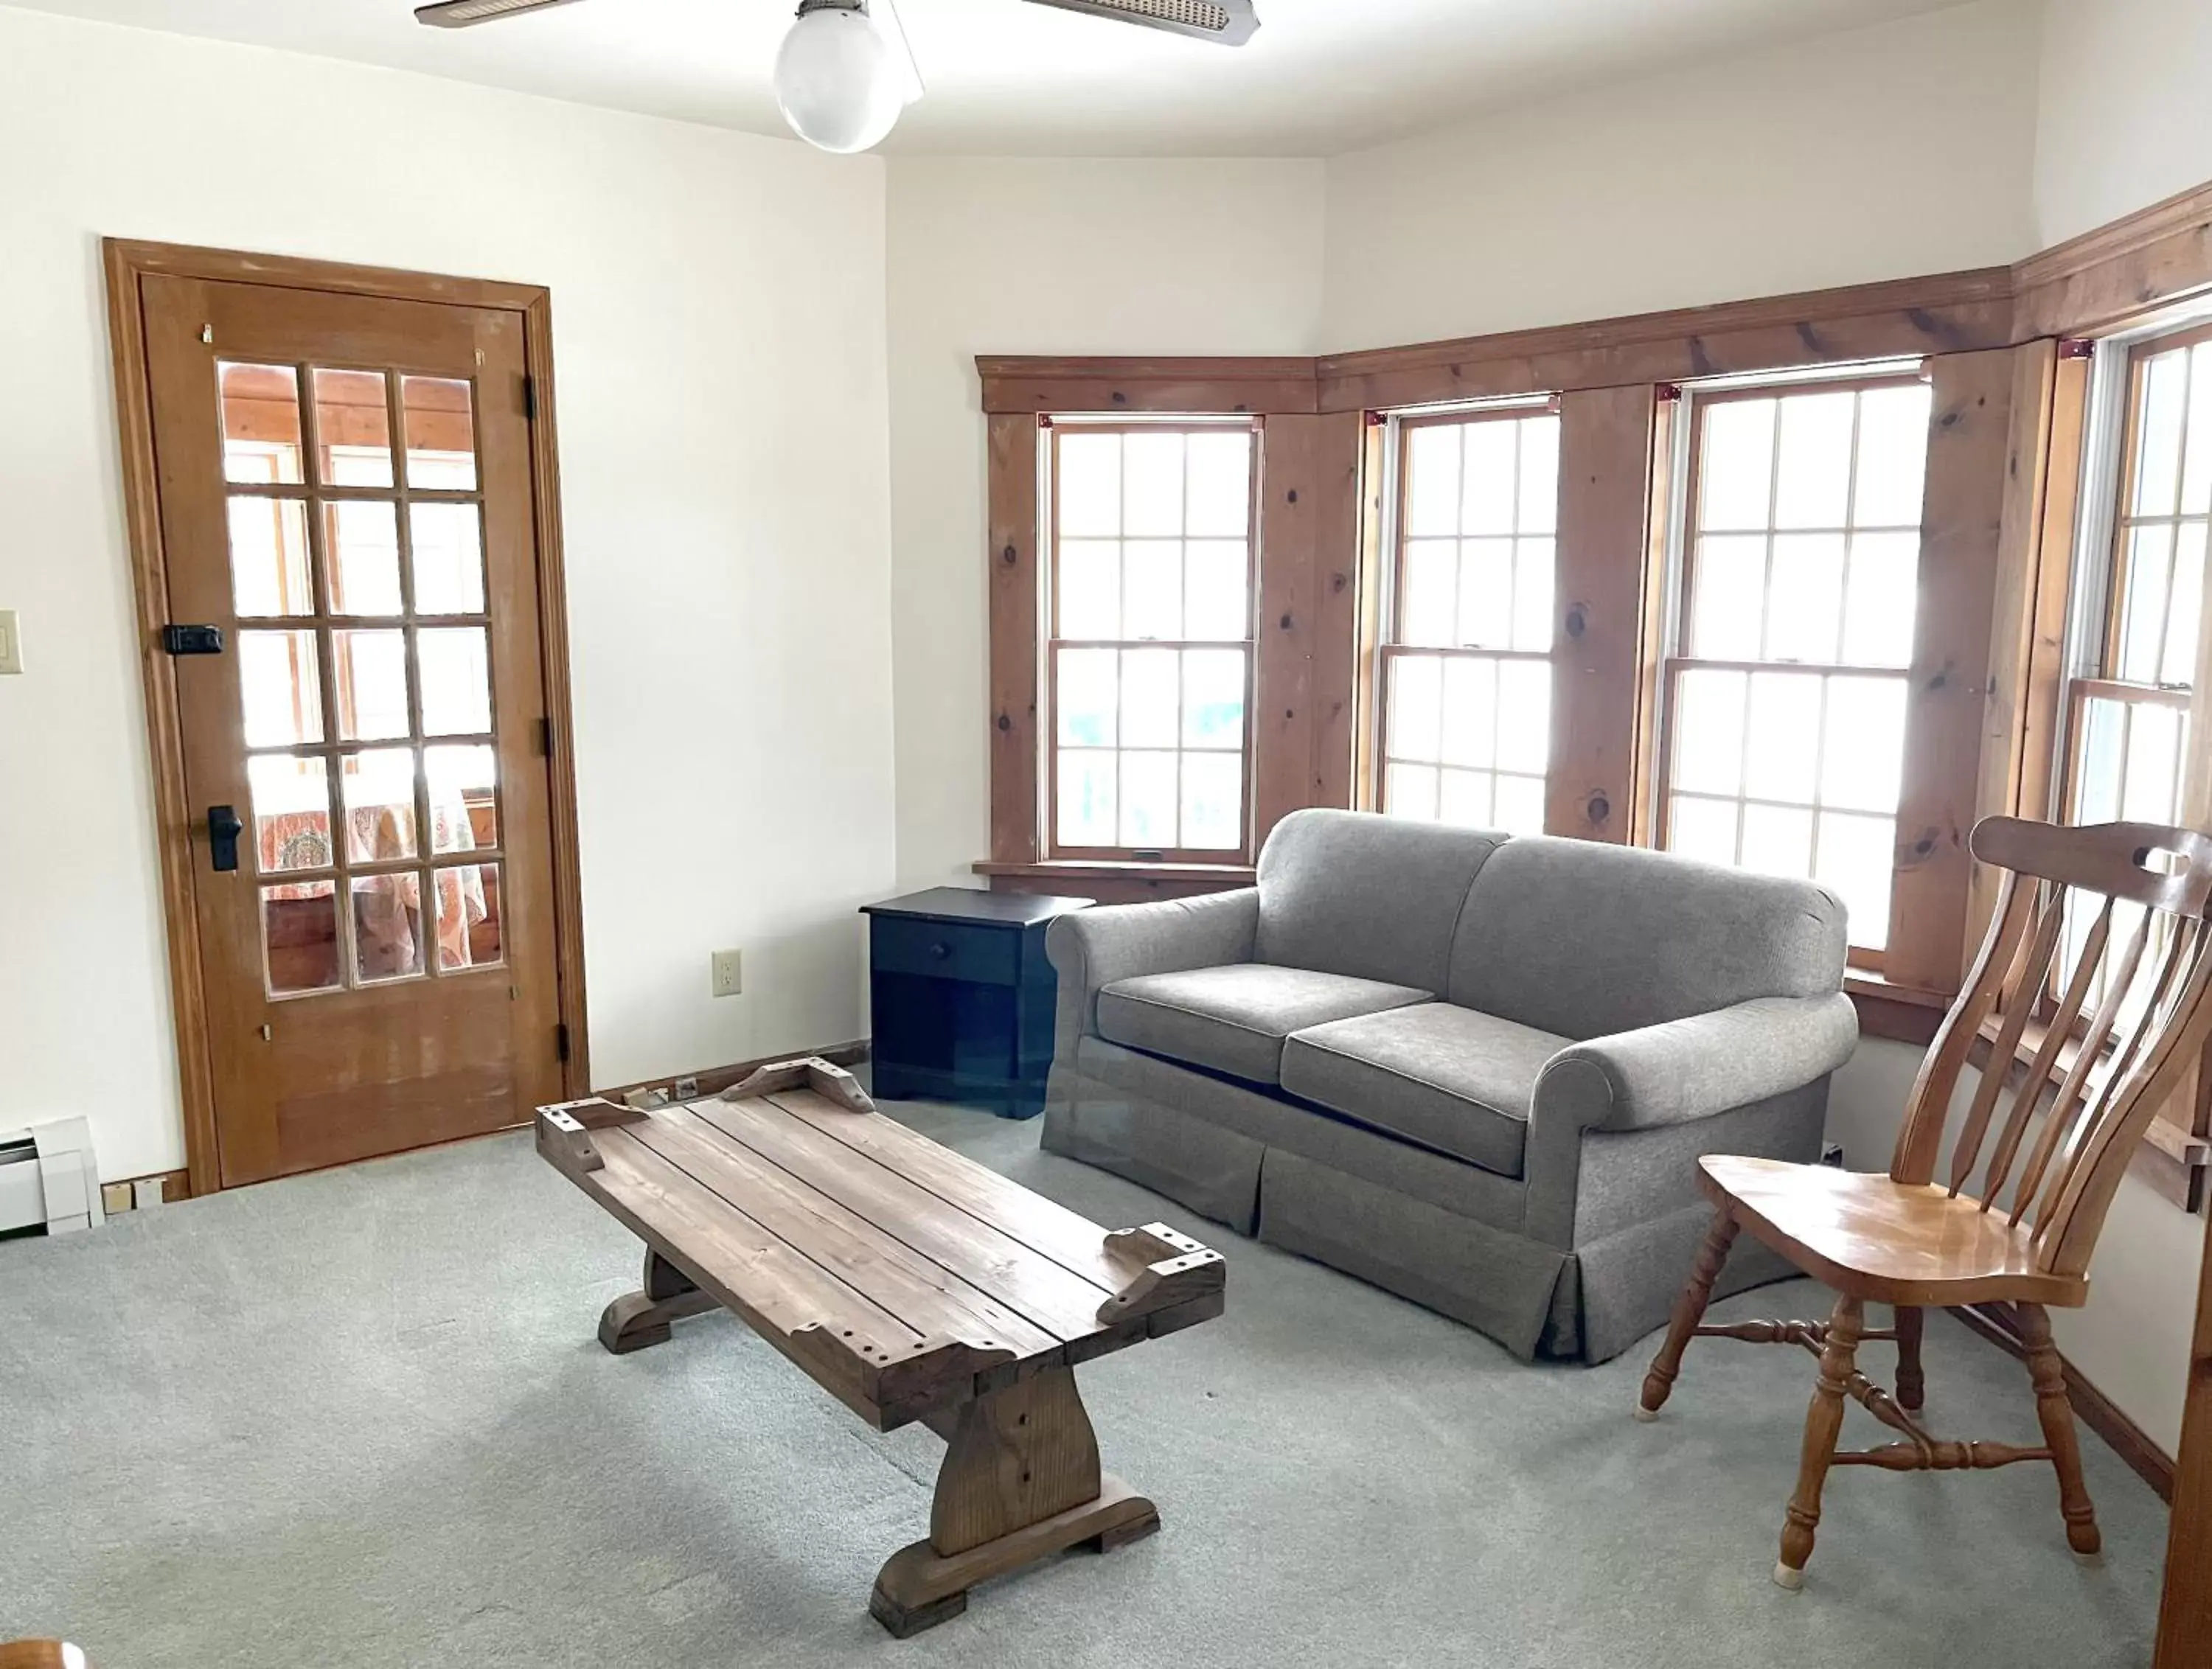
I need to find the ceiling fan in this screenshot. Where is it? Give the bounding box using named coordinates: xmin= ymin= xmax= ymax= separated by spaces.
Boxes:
xmin=414 ymin=0 xmax=1262 ymax=153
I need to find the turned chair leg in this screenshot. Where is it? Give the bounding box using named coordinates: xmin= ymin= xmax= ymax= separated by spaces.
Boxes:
xmin=1775 ymin=1292 xmax=1863 ymax=1590
xmin=1638 ymin=1210 xmax=1739 ymax=1420
xmin=2019 ymin=1303 xmax=2102 ymax=1562
xmin=1894 ymin=1306 xmax=1925 ymax=1412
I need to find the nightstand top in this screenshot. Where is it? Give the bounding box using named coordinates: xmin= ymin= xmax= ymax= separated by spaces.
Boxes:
xmin=862 ymin=887 xmax=1095 ymax=927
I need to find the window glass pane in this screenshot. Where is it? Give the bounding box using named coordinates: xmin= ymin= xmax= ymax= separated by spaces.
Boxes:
xmin=410 ymin=503 xmax=486 ymax=616
xmin=1385 ymin=762 xmax=1439 ymax=820
xmin=1120 ymin=647 xmax=1178 ymax=748
xmin=262 ymin=880 xmax=340 ymax=996
xmin=1457 ymin=538 xmax=1513 ymax=649
xmin=1180 ymin=753 xmax=1243 ymax=850
xmin=1388 ymin=655 xmax=1443 ymax=764
xmin=2123 ymin=704 xmax=2184 ymax=823
xmin=1840 ymin=532 xmax=1920 ymax=667
xmin=1120 ymin=540 xmax=1181 ymax=641
xmin=1057 ymin=649 xmax=1117 ymax=747
xmin=220 ymin=363 xmax=303 ymax=485
xmin=239 ymin=630 xmax=324 ymax=748
xmin=1119 ymin=750 xmax=1178 ymax=847
xmin=1690 ymin=536 xmax=1767 ymax=660
xmin=1461 ymin=421 xmax=1517 ymax=536
xmin=1773 ymin=391 xmax=1856 ymax=530
xmin=1121 ymin=433 xmax=1184 ymax=537
xmin=400 ymin=376 xmax=477 ymax=491
xmin=249 ymin=754 xmax=332 ymax=876
xmin=1765 ymin=533 xmax=1846 ymax=663
xmin=1672 ymin=669 xmax=1746 ymax=796
xmin=1182 ymin=649 xmax=1245 ymax=749
xmin=2135 ymin=349 xmax=2190 ymax=518
xmin=1493 ymin=773 xmax=1545 ymax=836
xmin=352 ymin=874 xmax=426 ymax=983
xmin=340 ymin=748 xmax=420 ymax=864
xmin=325 ymin=501 xmax=403 ymax=617
xmin=1517 ymin=415 xmax=1560 ymax=537
xmin=2073 ymin=697 xmax=2124 ymax=824
xmin=1058 ymin=540 xmax=1120 ymax=638
xmin=418 ymin=627 xmax=492 ymax=737
xmin=2185 ymin=344 xmax=2212 ymax=518
xmin=228 ymin=496 xmax=313 ymax=618
xmin=1742 ymin=672 xmax=1820 ymax=804
xmin=425 ymin=743 xmax=497 ymax=854
xmin=1852 ymin=384 xmax=1932 ymax=528
xmin=1821 ymin=677 xmax=1908 ymax=813
xmin=1495 ymin=660 xmax=1550 ymax=777
xmin=1057 ymin=433 xmax=1120 ymax=537
xmin=312 ymin=368 xmax=393 ymax=487
xmin=2166 ymin=523 xmax=2207 ymax=688
xmin=1439 ymin=656 xmax=1497 ymax=769
xmin=1700 ymin=399 xmax=1775 ymax=532
xmin=2118 ymin=523 xmax=2176 ymax=685
xmin=1669 ymin=795 xmax=1739 ymax=865
xmin=1184 ymin=541 xmax=1248 ymax=640
xmin=1438 ymin=768 xmax=1492 ymax=829
xmin=1742 ymin=803 xmax=1815 ymax=879
xmin=435 ymin=863 xmax=501 ymax=969
xmin=1816 ymin=812 xmax=1896 ymax=950
xmin=1405 ymin=425 xmax=1460 ymax=537
xmin=1057 ymin=751 xmax=1116 ymax=846
xmin=1512 ymin=537 xmax=1554 ymax=654
xmin=1184 ymin=431 xmax=1252 ymax=537
xmin=1399 ymin=540 xmax=1457 ymax=648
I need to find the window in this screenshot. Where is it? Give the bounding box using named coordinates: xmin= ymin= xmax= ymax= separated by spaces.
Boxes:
xmin=1376 ymin=404 xmax=1559 ymax=833
xmin=1046 ymin=420 xmax=1259 ymax=860
xmin=2062 ymin=327 xmax=2211 ymax=835
xmin=1658 ymin=372 xmax=1933 ymax=959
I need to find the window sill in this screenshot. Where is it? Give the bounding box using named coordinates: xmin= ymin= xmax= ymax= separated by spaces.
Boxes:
xmin=1846 ymin=972 xmax=1952 ymax=1046
xmin=1969 ymin=1011 xmax=2210 ymax=1171
xmin=974 ymin=860 xmax=1256 ymax=905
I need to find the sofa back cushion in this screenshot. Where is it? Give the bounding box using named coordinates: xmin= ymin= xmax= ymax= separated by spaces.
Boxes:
xmin=1446 ymin=836 xmax=1847 ymax=1039
xmin=1256 ymin=809 xmax=1504 ymax=992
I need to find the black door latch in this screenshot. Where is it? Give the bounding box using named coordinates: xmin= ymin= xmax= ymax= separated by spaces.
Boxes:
xmin=162 ymin=624 xmax=225 ymax=655
xmin=208 ymin=805 xmax=244 ymax=873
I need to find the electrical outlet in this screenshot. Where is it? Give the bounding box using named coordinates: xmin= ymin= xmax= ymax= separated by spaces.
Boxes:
xmin=0 ymin=609 xmax=22 ymax=675
xmin=711 ymin=950 xmax=743 ymax=999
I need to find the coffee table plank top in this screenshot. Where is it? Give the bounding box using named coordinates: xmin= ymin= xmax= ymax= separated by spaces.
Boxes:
xmin=538 ymin=1076 xmax=1225 ymax=1431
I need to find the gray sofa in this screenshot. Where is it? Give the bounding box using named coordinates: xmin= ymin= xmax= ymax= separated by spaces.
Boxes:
xmin=1039 ymin=809 xmax=1859 ymax=1363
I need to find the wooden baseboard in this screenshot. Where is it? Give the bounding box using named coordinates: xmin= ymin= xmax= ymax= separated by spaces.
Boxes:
xmin=597 ymin=1041 xmax=870 ymax=1106
xmin=1952 ymin=1301 xmax=2174 ymax=1502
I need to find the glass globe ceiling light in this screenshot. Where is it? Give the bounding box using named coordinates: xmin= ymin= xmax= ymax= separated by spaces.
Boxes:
xmin=774 ymin=0 xmax=923 ymax=156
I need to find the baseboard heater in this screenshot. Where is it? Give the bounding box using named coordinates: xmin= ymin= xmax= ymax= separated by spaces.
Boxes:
xmin=0 ymin=1117 xmax=104 ymax=1236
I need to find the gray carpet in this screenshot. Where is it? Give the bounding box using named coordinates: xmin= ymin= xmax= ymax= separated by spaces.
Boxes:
xmin=0 ymin=1102 xmax=2168 ymax=1668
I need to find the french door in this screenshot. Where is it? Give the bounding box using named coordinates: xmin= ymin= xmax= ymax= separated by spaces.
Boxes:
xmin=124 ymin=259 xmax=573 ymax=1188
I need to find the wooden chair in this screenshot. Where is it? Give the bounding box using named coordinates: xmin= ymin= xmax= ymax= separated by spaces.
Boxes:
xmin=1637 ymin=816 xmax=2212 ymax=1590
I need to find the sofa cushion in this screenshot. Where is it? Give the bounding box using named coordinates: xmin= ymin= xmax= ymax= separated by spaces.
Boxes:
xmin=1096 ymin=964 xmax=1431 ymax=1087
xmin=1280 ymin=1003 xmax=1569 ymax=1179
xmin=1447 ymin=836 xmax=1848 ymax=1041
xmin=1256 ymin=809 xmax=1505 ymax=993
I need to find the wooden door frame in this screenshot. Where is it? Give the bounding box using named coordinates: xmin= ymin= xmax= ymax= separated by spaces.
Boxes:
xmin=102 ymin=238 xmax=591 ymax=1199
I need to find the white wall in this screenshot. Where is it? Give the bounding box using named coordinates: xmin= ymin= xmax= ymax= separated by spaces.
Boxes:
xmin=1322 ymin=0 xmax=2043 ymax=350
xmin=0 ymin=6 xmax=897 ymax=1180
xmin=2036 ymin=0 xmax=2212 ymax=243
xmin=883 ymin=156 xmax=1326 ymax=891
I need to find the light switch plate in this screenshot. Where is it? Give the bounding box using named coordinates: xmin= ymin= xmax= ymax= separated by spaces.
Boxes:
xmin=0 ymin=610 xmax=21 ymax=675
xmin=711 ymin=949 xmax=743 ymax=999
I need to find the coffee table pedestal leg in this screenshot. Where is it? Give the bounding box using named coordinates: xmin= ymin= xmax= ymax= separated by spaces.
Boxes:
xmin=869 ymin=1367 xmax=1161 ymax=1637
xmin=597 ymin=1250 xmax=718 ymax=1355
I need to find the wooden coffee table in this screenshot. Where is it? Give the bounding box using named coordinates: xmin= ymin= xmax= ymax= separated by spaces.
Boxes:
xmin=537 ymin=1057 xmax=1226 ymax=1636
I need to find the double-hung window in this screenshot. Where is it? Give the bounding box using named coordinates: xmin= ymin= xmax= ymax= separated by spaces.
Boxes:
xmin=1658 ymin=370 xmax=1933 ymax=961
xmin=1046 ymin=419 xmax=1259 ymax=861
xmin=1376 ymin=403 xmax=1560 ymax=834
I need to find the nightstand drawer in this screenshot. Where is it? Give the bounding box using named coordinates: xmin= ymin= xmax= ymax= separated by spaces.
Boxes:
xmin=871 ymin=916 xmax=1020 ymax=986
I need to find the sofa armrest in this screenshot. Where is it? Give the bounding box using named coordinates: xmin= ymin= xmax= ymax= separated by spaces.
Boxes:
xmin=1046 ymin=888 xmax=1261 ymax=1063
xmin=1522 ymin=993 xmax=1859 ymax=1247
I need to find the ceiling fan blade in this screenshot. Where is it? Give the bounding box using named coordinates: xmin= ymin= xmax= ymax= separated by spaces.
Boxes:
xmin=415 ymin=0 xmax=588 ymax=28
xmin=873 ymin=0 xmax=927 ymax=105
xmin=1018 ymin=0 xmax=1259 ymax=46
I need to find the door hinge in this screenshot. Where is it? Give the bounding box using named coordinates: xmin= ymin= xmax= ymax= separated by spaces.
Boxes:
xmin=522 ymin=374 xmax=538 ymax=421
xmin=557 ymin=1022 xmax=571 ymax=1064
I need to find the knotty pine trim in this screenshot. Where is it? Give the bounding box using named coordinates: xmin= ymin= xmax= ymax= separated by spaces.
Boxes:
xmin=977 ymin=357 xmax=1318 ymax=417
xmin=2015 ymin=179 xmax=2212 ymax=339
xmin=987 ymin=414 xmax=1043 ymax=866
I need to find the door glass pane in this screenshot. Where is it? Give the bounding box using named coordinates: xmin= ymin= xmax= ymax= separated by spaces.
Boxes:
xmin=227 ymin=496 xmax=312 ymax=617
xmin=426 ymin=743 xmax=498 ymax=854
xmin=262 ymin=880 xmax=340 ymax=996
xmin=333 ymin=629 xmax=411 ymax=742
xmin=400 ymin=376 xmax=478 ymax=490
xmin=436 ymin=863 xmax=501 ymax=969
xmin=220 ymin=363 xmax=304 ymax=484
xmin=324 ymin=501 xmax=403 ymax=616
xmin=1057 ymin=751 xmax=1116 ymax=846
xmin=419 ymin=627 xmax=493 ymax=736
xmin=340 ymin=748 xmax=420 ymax=864
xmin=238 ymin=630 xmax=324 ymax=748
xmin=410 ymin=502 xmax=486 ymax=616
xmin=1180 ymin=753 xmax=1242 ymax=850
xmin=312 ymin=369 xmax=394 ymax=487
xmin=248 ymin=754 xmax=332 ymax=875
xmin=352 ymin=874 xmax=426 ymax=983
xmin=1119 ymin=750 xmax=1178 ymax=846
xmin=1181 ymin=649 xmax=1245 ymax=749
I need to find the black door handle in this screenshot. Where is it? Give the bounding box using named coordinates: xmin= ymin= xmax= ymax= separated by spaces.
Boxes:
xmin=208 ymin=804 xmax=244 ymax=873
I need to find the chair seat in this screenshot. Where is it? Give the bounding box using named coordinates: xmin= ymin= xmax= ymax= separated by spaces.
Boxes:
xmin=1699 ymin=1155 xmax=2089 ymax=1309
